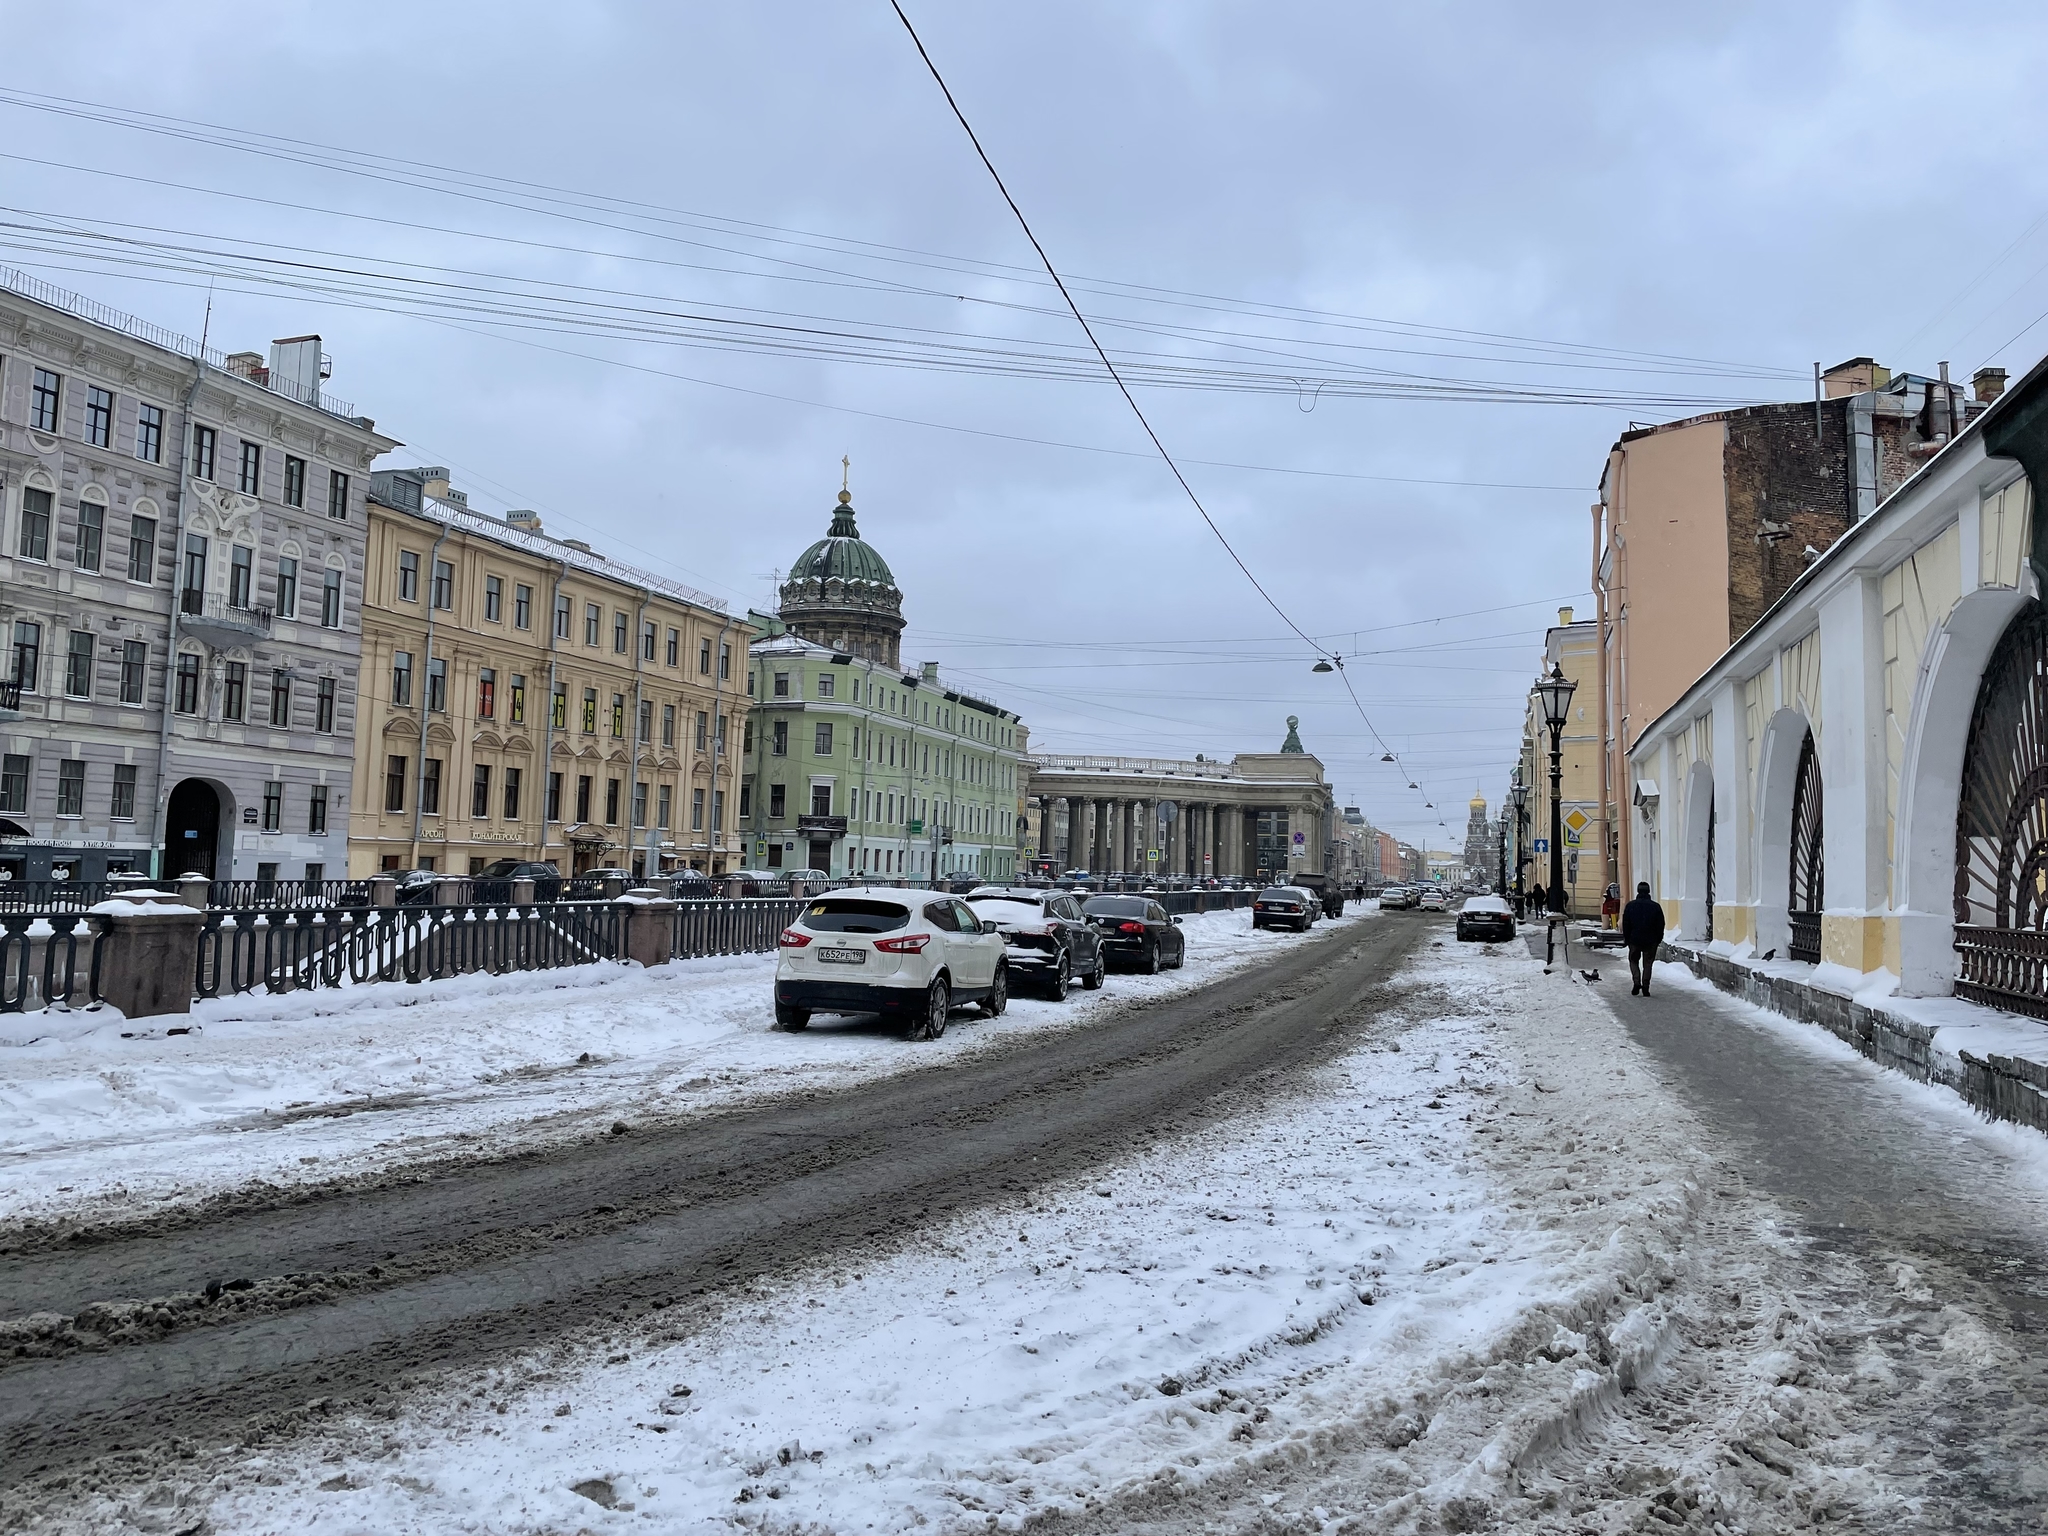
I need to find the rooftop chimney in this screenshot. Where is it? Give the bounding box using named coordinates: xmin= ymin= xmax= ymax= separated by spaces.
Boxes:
xmin=268 ymin=334 xmax=327 ymax=405
xmin=921 ymin=661 xmax=940 ymax=682
xmin=1974 ymin=366 xmax=2009 ymax=404
xmin=505 ymin=509 xmax=543 ymax=533
xmin=1558 ymin=605 xmax=1575 ymax=626
xmin=222 ymin=351 xmax=266 ymax=382
xmin=1822 ymin=357 xmax=1890 ymax=399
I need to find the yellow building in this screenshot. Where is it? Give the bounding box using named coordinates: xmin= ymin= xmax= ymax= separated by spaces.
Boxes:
xmin=1518 ymin=606 xmax=1608 ymax=917
xmin=348 ymin=467 xmax=754 ymax=878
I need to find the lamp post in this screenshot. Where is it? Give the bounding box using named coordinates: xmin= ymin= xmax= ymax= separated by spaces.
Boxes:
xmin=1508 ymin=771 xmax=1529 ymax=916
xmin=1532 ymin=663 xmax=1577 ymax=917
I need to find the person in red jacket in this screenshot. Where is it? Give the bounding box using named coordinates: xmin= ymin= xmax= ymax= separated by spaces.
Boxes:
xmin=1621 ymin=881 xmax=1666 ymax=996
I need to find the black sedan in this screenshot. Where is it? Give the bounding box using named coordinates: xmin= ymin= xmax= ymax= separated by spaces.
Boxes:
xmin=1251 ymin=886 xmax=1317 ymax=932
xmin=470 ymin=858 xmax=565 ymax=903
xmin=965 ymin=887 xmax=1106 ymax=998
xmin=1081 ymin=895 xmax=1185 ymax=974
xmin=1455 ymin=895 xmax=1517 ymax=942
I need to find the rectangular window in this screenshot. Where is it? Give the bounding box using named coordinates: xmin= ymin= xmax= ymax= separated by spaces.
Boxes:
xmin=120 ymin=639 xmax=146 ymax=704
xmin=421 ymin=757 xmax=442 ymax=816
xmin=769 ymin=783 xmax=786 ymax=818
xmin=485 ymin=575 xmax=503 ymax=622
xmin=262 ymin=780 xmax=283 ymax=832
xmin=427 ymin=657 xmax=447 ymax=713
xmin=632 ymin=781 xmax=648 ymax=828
xmin=509 ymin=674 xmax=525 ymax=724
xmin=585 ymin=603 xmax=601 ymax=646
xmin=695 ymin=711 xmax=708 ymax=751
xmin=771 ymin=719 xmax=788 ymax=756
xmin=385 ymin=755 xmax=407 ymax=812
xmin=611 ymin=692 xmax=625 ymax=738
xmin=582 ymin=687 xmax=597 ymax=733
xmin=222 ymin=661 xmax=245 ymax=720
xmin=321 ymin=569 xmax=342 ymax=628
xmin=665 ymin=627 xmax=679 ymax=666
xmin=657 ymin=783 xmax=672 ymax=828
xmin=716 ymin=713 xmax=727 ymax=750
xmin=699 ymin=638 xmax=711 ymax=675
xmin=111 ymin=762 xmax=137 ymax=821
xmin=637 ymin=699 xmax=652 ymax=742
xmin=308 ymin=784 xmax=328 ymax=836
xmin=328 ymin=469 xmax=350 ymax=520
xmin=575 ymin=774 xmax=592 ymax=822
xmin=555 ymin=593 xmax=571 ymax=639
xmin=136 ymin=403 xmax=163 ymax=463
xmin=74 ymin=503 xmax=103 ymax=572
xmin=712 ymin=789 xmax=725 ymax=832
xmin=613 ymin=611 xmax=628 ymax=654
xmin=180 ymin=533 xmax=205 ymax=606
xmin=275 ymin=556 xmax=297 ymax=619
xmin=719 ymin=642 xmax=730 ymax=681
xmin=0 ymin=754 xmax=26 ymax=814
xmin=19 ymin=486 xmax=50 ymax=561
xmin=229 ymin=545 xmax=253 ymax=609
xmin=811 ymin=783 xmax=830 ymax=816
xmin=477 ymin=666 xmax=496 ymax=719
xmin=192 ymin=424 xmax=216 ymax=482
xmin=503 ymin=766 xmax=522 ymax=820
xmin=432 ymin=559 xmax=453 ymax=610
xmin=397 ymin=550 xmax=419 ymax=602
xmin=514 ymin=583 xmax=532 ymax=629
xmin=739 ymin=781 xmax=752 ymax=818
xmin=270 ymin=669 xmax=291 ymax=727
xmin=546 ymin=771 xmax=563 ymax=821
xmin=773 ymin=670 xmax=790 ymax=698
xmin=471 ymin=764 xmax=492 ymax=818
xmin=56 ymin=760 xmax=84 ymax=818
xmin=604 ymin=776 xmax=620 ymax=825
xmin=316 ymin=676 xmax=336 ymax=732
xmin=691 ymin=786 xmax=705 ymax=830
xmin=391 ymin=650 xmax=413 ymax=706
xmin=744 ymin=718 xmax=753 ymax=753
xmin=127 ymin=514 xmax=156 ymax=583
xmin=814 ymin=722 xmax=834 ymax=755
xmin=817 ymin=672 xmax=834 ymax=699
xmin=30 ymin=368 xmax=60 ymax=433
xmin=174 ymin=653 xmax=199 ymax=713
xmin=641 ymin=620 xmax=656 ymax=661
xmin=283 ymin=455 xmax=306 ymax=507
xmin=661 ymin=703 xmax=675 ymax=747
xmin=552 ymin=681 xmax=567 ymax=729
xmin=238 ymin=440 xmax=263 ymax=496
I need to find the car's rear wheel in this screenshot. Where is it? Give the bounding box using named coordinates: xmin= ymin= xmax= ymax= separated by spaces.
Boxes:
xmin=1047 ymin=953 xmax=1071 ymax=1001
xmin=984 ymin=965 xmax=1008 ymax=1017
xmin=1081 ymin=954 xmax=1106 ymax=989
xmin=920 ymin=977 xmax=950 ymax=1040
xmin=1141 ymin=942 xmax=1161 ymax=975
xmin=774 ymin=1001 xmax=810 ymax=1031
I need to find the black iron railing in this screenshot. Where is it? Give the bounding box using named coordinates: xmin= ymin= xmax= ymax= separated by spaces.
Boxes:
xmin=1955 ymin=925 xmax=2048 ymax=1021
xmin=0 ymin=880 xmax=123 ymax=913
xmin=207 ymin=878 xmax=372 ymax=909
xmin=0 ymin=911 xmax=103 ymax=1012
xmin=673 ymin=897 xmax=805 ymax=958
xmin=1788 ymin=910 xmax=1822 ymax=964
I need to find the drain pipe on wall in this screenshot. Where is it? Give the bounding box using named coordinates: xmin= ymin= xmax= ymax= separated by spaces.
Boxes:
xmin=149 ymin=355 xmax=207 ymax=881
xmin=409 ymin=520 xmax=450 ymax=868
xmin=538 ymin=560 xmax=565 ymax=865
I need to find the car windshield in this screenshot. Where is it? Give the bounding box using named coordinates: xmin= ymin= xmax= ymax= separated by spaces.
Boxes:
xmin=1083 ymin=897 xmax=1149 ymax=918
xmin=969 ymin=898 xmax=1045 ymax=927
xmin=1257 ymin=887 xmax=1298 ymax=901
xmin=1463 ymin=897 xmax=1510 ymax=913
xmin=799 ymin=898 xmax=911 ymax=934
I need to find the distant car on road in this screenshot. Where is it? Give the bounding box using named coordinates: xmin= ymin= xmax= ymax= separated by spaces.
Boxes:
xmin=1418 ymin=887 xmax=1450 ymax=913
xmin=1379 ymin=886 xmax=1416 ymax=910
xmin=774 ymin=887 xmax=1009 ymax=1039
xmin=1251 ymin=885 xmax=1318 ymax=932
xmin=1081 ymin=895 xmax=1186 ymax=974
xmin=1456 ymin=894 xmax=1517 ymax=942
xmin=469 ymin=859 xmax=565 ymax=904
xmin=965 ymin=886 xmax=1106 ymax=998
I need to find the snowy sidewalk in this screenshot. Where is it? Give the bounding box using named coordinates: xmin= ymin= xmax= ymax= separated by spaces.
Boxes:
xmin=0 ymin=905 xmax=1373 ymax=1230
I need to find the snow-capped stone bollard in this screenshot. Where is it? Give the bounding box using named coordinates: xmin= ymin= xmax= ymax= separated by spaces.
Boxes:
xmin=90 ymin=897 xmax=206 ymax=1019
xmin=618 ymin=890 xmax=677 ymax=968
xmin=176 ymin=873 xmax=210 ymax=910
xmin=434 ymin=875 xmax=473 ymax=908
xmin=601 ymin=875 xmax=627 ymax=900
xmin=370 ymin=876 xmax=397 ymax=909
xmin=510 ymin=877 xmax=537 ymax=906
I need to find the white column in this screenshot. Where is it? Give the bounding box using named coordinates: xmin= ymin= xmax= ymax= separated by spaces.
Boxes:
xmin=1816 ymin=573 xmax=1887 ymax=973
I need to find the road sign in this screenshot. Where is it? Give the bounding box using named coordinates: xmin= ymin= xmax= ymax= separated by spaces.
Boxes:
xmin=1532 ymin=837 xmax=1550 ymax=853
xmin=1147 ymin=848 xmax=1159 ymax=863
xmin=1563 ymin=807 xmax=1588 ymax=847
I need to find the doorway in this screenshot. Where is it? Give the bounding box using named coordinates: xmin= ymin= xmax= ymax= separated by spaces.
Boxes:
xmin=166 ymin=778 xmax=224 ymax=879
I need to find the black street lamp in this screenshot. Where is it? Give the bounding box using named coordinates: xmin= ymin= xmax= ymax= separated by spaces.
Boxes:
xmin=1508 ymin=771 xmax=1529 ymax=915
xmin=1532 ymin=663 xmax=1577 ymax=917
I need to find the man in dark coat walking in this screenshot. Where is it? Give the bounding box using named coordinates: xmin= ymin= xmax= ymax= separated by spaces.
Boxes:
xmin=1621 ymin=881 xmax=1666 ymax=995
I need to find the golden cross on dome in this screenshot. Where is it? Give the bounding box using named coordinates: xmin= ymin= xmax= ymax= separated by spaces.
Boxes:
xmin=841 ymin=455 xmax=850 ymax=495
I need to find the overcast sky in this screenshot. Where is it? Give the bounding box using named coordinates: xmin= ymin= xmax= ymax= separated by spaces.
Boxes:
xmin=8 ymin=2 xmax=2048 ymax=846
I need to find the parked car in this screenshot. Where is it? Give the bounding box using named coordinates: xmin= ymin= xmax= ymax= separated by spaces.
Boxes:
xmin=469 ymin=858 xmax=564 ymax=903
xmin=392 ymin=868 xmax=442 ymax=906
xmin=1377 ymin=885 xmax=1413 ymax=910
xmin=1455 ymin=894 xmax=1517 ymax=942
xmin=1418 ymin=887 xmax=1450 ymax=912
xmin=965 ymin=887 xmax=1106 ymax=998
xmin=1252 ymin=885 xmax=1318 ymax=932
xmin=773 ymin=887 xmax=1008 ymax=1039
xmin=1081 ymin=894 xmax=1186 ymax=973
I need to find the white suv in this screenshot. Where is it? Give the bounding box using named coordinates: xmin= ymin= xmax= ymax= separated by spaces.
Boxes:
xmin=774 ymin=887 xmax=1009 ymax=1040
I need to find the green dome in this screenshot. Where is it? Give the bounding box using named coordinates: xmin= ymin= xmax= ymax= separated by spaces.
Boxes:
xmin=790 ymin=495 xmax=894 ymax=586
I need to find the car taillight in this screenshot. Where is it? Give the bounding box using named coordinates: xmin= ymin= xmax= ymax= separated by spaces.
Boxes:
xmin=1118 ymin=921 xmax=1146 ymax=934
xmin=1253 ymin=902 xmax=1267 ymax=909
xmin=778 ymin=928 xmax=812 ymax=948
xmin=874 ymin=933 xmax=931 ymax=953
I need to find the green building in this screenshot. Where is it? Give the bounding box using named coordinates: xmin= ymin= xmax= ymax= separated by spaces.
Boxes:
xmin=739 ymin=486 xmax=1027 ymax=882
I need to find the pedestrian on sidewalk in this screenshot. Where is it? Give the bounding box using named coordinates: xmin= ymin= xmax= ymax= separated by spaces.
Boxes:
xmin=1602 ymin=882 xmax=1621 ymax=930
xmin=1529 ymin=880 xmax=1546 ymax=914
xmin=1622 ymin=881 xmax=1665 ymax=995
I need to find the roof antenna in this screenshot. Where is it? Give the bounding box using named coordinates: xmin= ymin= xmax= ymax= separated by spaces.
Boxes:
xmin=199 ymin=276 xmax=216 ymax=357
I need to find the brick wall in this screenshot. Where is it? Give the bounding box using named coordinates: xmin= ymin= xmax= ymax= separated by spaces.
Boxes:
xmin=1722 ymin=399 xmax=1855 ymax=640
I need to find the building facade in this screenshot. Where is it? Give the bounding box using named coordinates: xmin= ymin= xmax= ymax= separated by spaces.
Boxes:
xmin=1460 ymin=792 xmax=1499 ymax=886
xmin=1519 ymin=607 xmax=1606 ymax=914
xmin=349 ymin=468 xmax=753 ymax=878
xmin=740 ymin=488 xmax=1028 ymax=883
xmin=0 ymin=272 xmax=395 ymax=885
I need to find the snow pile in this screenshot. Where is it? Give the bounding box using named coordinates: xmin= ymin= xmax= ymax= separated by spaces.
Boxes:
xmin=1 ymin=905 xmax=1372 ymax=1227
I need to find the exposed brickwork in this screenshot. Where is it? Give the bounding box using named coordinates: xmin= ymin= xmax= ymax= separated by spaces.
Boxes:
xmin=1722 ymin=399 xmax=1856 ymax=640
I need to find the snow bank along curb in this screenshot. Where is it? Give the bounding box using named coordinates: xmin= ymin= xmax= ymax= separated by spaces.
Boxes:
xmin=1658 ymin=936 xmax=2048 ymax=1135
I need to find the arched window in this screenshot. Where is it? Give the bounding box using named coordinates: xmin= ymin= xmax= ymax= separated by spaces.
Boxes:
xmin=1955 ymin=602 xmax=2048 ymax=1017
xmin=1788 ymin=730 xmax=1823 ymax=963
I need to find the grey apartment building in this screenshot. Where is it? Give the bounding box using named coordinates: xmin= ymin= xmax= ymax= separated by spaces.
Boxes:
xmin=0 ymin=272 xmax=397 ymax=884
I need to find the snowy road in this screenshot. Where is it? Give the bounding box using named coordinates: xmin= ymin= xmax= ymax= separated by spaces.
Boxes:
xmin=10 ymin=917 xmax=2048 ymax=1533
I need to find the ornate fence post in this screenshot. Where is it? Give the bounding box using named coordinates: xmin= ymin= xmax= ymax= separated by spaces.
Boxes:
xmin=371 ymin=876 xmax=398 ymax=909
xmin=621 ymin=889 xmax=677 ymax=968
xmin=177 ymin=874 xmax=210 ymax=910
xmin=94 ymin=904 xmax=207 ymax=1019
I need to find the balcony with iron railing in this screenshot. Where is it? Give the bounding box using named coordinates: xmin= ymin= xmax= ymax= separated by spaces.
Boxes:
xmin=179 ymin=589 xmax=273 ymax=647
